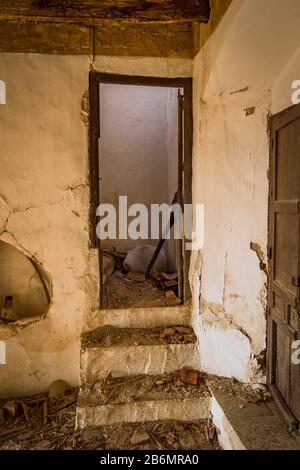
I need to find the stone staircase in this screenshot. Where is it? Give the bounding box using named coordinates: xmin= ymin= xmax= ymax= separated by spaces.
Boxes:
xmin=76 ymin=305 xmax=212 ymax=431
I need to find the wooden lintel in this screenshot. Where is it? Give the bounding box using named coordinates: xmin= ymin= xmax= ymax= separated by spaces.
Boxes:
xmin=0 ymin=1 xmax=210 ymax=25
xmin=0 ymin=20 xmax=194 ymax=58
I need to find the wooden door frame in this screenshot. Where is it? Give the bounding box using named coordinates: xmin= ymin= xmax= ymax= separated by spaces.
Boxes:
xmin=267 ymin=104 xmax=300 ymax=430
xmin=88 ymin=71 xmax=193 ymax=308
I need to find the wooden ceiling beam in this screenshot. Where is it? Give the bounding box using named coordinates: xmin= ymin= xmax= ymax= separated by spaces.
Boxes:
xmin=0 ymin=0 xmax=210 ymax=25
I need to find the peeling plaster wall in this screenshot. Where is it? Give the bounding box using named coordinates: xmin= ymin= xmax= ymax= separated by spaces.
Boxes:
xmin=0 ymin=54 xmax=97 ymax=396
xmin=191 ymin=0 xmax=300 ymax=382
xmin=0 ymin=53 xmax=192 ymax=396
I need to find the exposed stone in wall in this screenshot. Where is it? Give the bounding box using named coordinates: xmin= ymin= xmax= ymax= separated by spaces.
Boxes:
xmin=250 ymin=242 xmax=267 ymax=275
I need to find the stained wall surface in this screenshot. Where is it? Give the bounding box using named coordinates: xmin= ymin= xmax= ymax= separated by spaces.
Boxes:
xmin=191 ymin=0 xmax=300 ymax=382
xmin=0 ymin=53 xmax=192 ymax=395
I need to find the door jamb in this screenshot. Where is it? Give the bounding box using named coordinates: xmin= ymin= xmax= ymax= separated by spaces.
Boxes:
xmin=88 ymin=72 xmax=193 ymax=308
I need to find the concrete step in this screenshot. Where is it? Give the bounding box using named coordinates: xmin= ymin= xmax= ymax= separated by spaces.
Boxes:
xmin=80 ymin=325 xmax=200 ymax=384
xmin=87 ymin=304 xmax=191 ymax=330
xmin=76 ymin=372 xmax=211 ymax=428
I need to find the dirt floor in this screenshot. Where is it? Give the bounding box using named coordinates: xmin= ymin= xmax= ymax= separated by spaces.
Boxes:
xmin=81 ymin=325 xmax=197 ymax=349
xmin=103 ymin=270 xmax=181 ymax=310
xmin=0 ymin=389 xmax=220 ymax=451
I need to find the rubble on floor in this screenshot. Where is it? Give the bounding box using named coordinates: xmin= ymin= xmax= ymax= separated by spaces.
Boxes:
xmin=103 ymin=270 xmax=181 ymax=310
xmin=79 ymin=420 xmax=221 ymax=450
xmin=0 ymin=387 xmax=220 ymax=451
xmin=206 ymin=375 xmax=271 ymax=404
xmin=103 ymin=270 xmax=170 ymax=309
xmin=81 ymin=325 xmax=197 ymax=349
xmin=102 ymin=250 xmax=181 ymax=310
xmin=0 ymin=388 xmax=78 ymax=450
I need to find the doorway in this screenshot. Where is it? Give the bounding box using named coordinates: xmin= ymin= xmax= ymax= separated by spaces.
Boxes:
xmin=267 ymin=105 xmax=300 ymax=430
xmin=88 ymin=73 xmax=193 ymax=310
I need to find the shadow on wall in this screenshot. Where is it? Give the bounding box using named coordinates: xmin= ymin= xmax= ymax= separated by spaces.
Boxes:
xmin=0 ymin=241 xmax=51 ymax=323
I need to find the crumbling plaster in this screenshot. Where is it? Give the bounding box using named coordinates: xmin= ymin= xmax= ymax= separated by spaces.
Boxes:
xmin=190 ymin=0 xmax=300 ymax=382
xmin=0 ymin=53 xmax=193 ymax=395
xmin=0 ymin=0 xmax=299 ymax=392
xmin=0 ymin=54 xmax=98 ymax=396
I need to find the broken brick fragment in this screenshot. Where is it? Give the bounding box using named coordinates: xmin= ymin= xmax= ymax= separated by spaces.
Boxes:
xmin=173 ymin=368 xmax=203 ymax=386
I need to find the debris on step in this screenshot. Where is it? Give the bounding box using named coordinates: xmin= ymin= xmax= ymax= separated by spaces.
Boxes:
xmin=82 ymin=325 xmax=197 ymax=349
xmin=163 ymin=280 xmax=179 ymax=289
xmin=127 ymin=272 xmax=146 ymax=282
xmin=82 ymin=428 xmax=102 ymax=441
xmin=165 ymin=290 xmax=181 ymax=305
xmin=130 ymin=427 xmax=150 ymax=446
xmin=101 ymin=248 xmax=181 ymax=309
xmin=103 ymin=269 xmax=170 ymax=309
xmin=175 ymin=326 xmax=192 ymax=334
xmin=151 ymin=272 xmax=179 ymax=292
xmin=178 ymin=429 xmax=197 ymax=450
xmin=173 ymin=368 xmax=204 ymax=386
xmin=161 ymin=327 xmax=176 ymax=338
xmin=80 ymin=370 xmax=210 ymax=407
xmin=206 ymin=375 xmax=271 ymax=404
xmin=87 ymin=420 xmax=220 ymax=450
xmin=0 ymin=388 xmax=220 ymax=450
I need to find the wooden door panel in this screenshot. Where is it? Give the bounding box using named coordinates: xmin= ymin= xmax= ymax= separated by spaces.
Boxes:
xmin=275 ymin=326 xmax=291 ymax=404
xmin=274 ymin=212 xmax=298 ymax=294
xmin=268 ymin=105 xmax=300 ymax=429
xmin=276 ymin=120 xmax=300 ymax=200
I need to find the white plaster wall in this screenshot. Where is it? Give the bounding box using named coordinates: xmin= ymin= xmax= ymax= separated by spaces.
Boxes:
xmin=0 ymin=53 xmax=190 ymax=395
xmin=100 ymin=84 xmax=169 ymax=252
xmin=0 ymin=53 xmax=98 ymax=396
xmin=0 ymin=5 xmax=298 ymax=393
xmin=192 ymin=0 xmax=300 ymax=382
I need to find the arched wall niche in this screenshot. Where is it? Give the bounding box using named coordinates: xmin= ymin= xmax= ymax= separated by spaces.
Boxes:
xmin=0 ymin=240 xmax=51 ymax=323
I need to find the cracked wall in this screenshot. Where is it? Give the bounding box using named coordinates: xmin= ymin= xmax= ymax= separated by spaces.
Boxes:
xmin=0 ymin=54 xmax=98 ymax=395
xmin=0 ymin=52 xmax=193 ymax=396
xmin=0 ymin=3 xmax=299 ymax=392
xmin=191 ymin=0 xmax=300 ymax=382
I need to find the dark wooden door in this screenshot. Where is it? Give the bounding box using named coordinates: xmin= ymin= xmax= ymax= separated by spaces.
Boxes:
xmin=268 ymin=105 xmax=300 ymax=430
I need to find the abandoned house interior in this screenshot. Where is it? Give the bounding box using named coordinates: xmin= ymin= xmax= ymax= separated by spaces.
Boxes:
xmin=0 ymin=0 xmax=299 ymax=453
